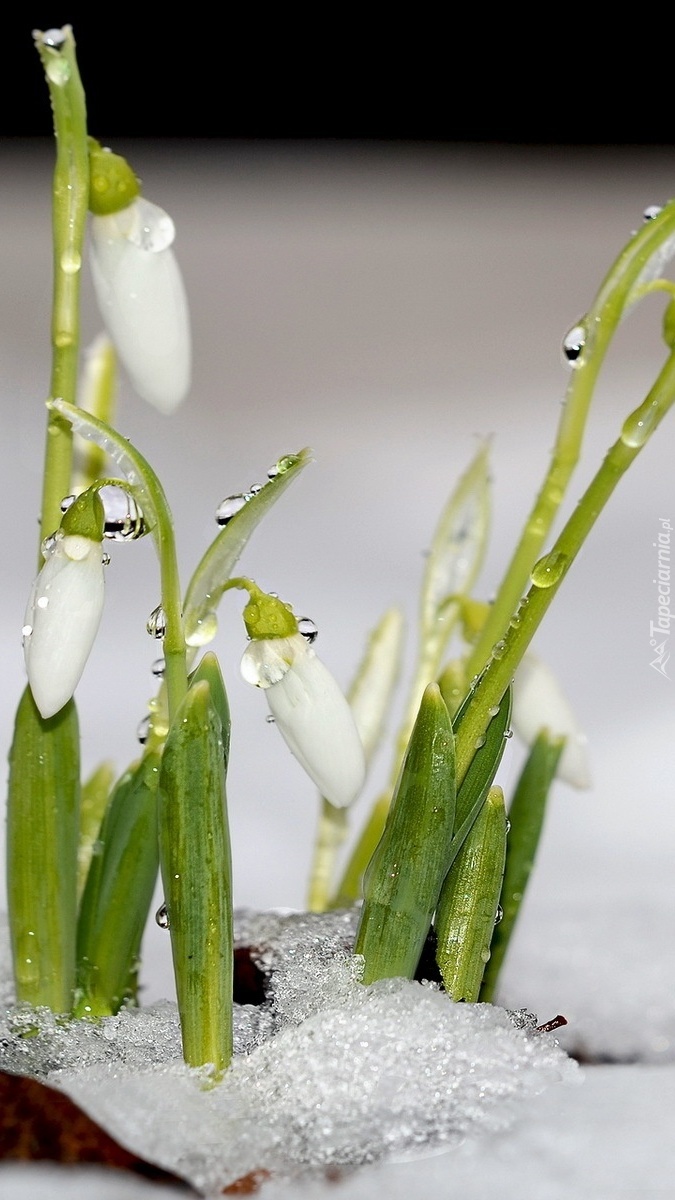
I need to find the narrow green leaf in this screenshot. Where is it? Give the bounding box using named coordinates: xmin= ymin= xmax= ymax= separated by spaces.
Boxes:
xmin=77 ymin=760 xmax=116 ymax=903
xmin=354 ymin=684 xmax=456 ymax=984
xmin=7 ymin=687 xmax=79 ymax=1011
xmin=452 ymin=683 xmax=512 ymax=839
xmin=158 ymin=680 xmax=233 ymax=1073
xmin=479 ymin=731 xmax=564 ymax=1002
xmin=420 ymin=441 xmax=490 ymax=650
xmin=75 ymin=752 xmax=161 ymax=1017
xmin=182 ymin=449 xmax=312 ymax=655
xmin=189 ymin=651 xmax=231 ymax=764
xmin=435 ymin=785 xmax=507 ymax=1001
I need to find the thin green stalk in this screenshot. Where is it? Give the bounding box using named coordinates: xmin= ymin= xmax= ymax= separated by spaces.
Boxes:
xmin=466 ymin=199 xmax=675 ymax=681
xmin=34 ymin=28 xmax=89 ymax=552
xmin=455 ymin=349 xmax=675 ymax=784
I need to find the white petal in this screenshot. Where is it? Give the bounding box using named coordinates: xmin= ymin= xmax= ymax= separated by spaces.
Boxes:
xmin=511 ymin=653 xmax=591 ymax=789
xmin=89 ymin=198 xmax=191 ymax=413
xmin=262 ymin=635 xmax=366 ymax=808
xmin=23 ymin=536 xmax=105 ymax=719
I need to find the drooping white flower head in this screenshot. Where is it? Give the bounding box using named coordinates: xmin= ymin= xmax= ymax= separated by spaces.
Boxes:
xmin=232 ymin=581 xmax=365 ymax=808
xmin=241 ymin=632 xmax=366 ymax=808
xmin=511 ymin=652 xmax=591 ymax=789
xmin=23 ymin=492 xmax=106 ymax=720
xmin=89 ymin=196 xmax=191 ymax=414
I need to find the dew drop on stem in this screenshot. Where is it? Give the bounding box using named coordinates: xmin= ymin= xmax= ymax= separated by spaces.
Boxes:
xmin=530 ymin=550 xmax=569 ymax=589
xmin=562 ymin=320 xmax=587 ymax=366
xmin=146 ymin=605 xmax=167 ymax=638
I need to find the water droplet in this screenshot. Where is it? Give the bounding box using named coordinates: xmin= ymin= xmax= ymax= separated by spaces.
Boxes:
xmin=494 ymin=905 xmax=504 ymax=925
xmin=102 ymin=551 xmax=111 ymax=566
xmin=185 ymin=610 xmax=218 ymax=647
xmin=155 ymin=902 xmax=170 ymax=929
xmin=267 ymin=454 xmax=297 ymax=479
xmin=643 ymin=204 xmax=663 ymax=221
xmin=215 ymin=494 xmax=249 ymax=525
xmin=562 ymin=320 xmax=586 ymax=365
xmin=100 ymin=485 xmax=145 ymax=540
xmin=127 ymin=198 xmax=175 ymax=253
xmin=146 ymin=605 xmax=167 ymax=638
xmin=488 ymin=705 xmax=500 ymax=717
xmin=60 ymin=249 xmax=81 ymax=275
xmin=21 ymin=624 xmax=33 ymax=646
xmin=40 ymin=27 xmax=67 ymax=47
xmin=620 ymin=401 xmax=660 ymax=448
xmin=503 ymin=728 xmax=513 ymax=739
xmin=509 ymin=616 xmax=521 ymax=629
xmin=151 ymin=658 xmax=166 ymax=677
xmin=137 ymin=715 xmax=151 ymax=745
xmin=60 ymin=494 xmax=76 ymax=512
xmin=505 ymin=818 xmax=511 ymax=834
xmin=266 ymin=714 xmax=276 ymax=724
xmin=40 ymin=531 xmax=60 ymax=559
xmin=491 ymin=639 xmax=506 ymax=660
xmin=480 ymin=948 xmax=491 ymax=963
xmin=249 ymin=483 xmax=264 ymax=495
xmin=530 ymin=550 xmax=569 ymax=588
xmin=297 ymin=616 xmax=318 ymax=643
xmin=474 ymin=734 xmax=486 ymax=749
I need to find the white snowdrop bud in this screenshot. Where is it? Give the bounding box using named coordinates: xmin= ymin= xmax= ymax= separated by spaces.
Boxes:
xmin=23 ymin=532 xmax=106 ymax=719
xmin=511 ymin=652 xmax=591 ymax=789
xmin=89 ymin=197 xmax=191 ymax=413
xmin=241 ymin=633 xmax=366 ymax=808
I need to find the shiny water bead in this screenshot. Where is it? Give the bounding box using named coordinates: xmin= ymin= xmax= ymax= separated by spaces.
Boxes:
xmin=297 ymin=617 xmax=319 ymax=643
xmin=267 ymin=454 xmax=297 ymax=480
xmin=185 ymin=610 xmax=218 ymax=647
xmin=40 ymin=531 xmax=60 ymax=559
xmin=146 ymin=604 xmax=167 ymax=638
xmin=155 ymin=902 xmax=170 ymax=929
xmin=136 ymin=715 xmax=151 ymax=745
xmin=494 ymin=905 xmax=504 ymax=925
xmin=40 ymin=28 xmax=68 ymax=47
xmin=215 ymin=494 xmax=250 ymax=525
xmin=530 ymin=550 xmax=569 ymax=589
xmin=643 ymin=204 xmax=663 ymax=221
xmin=151 ymin=658 xmax=166 ymax=677
xmin=99 ymin=485 xmax=145 ymax=540
xmin=562 ymin=321 xmax=586 ymax=364
xmin=60 ymin=494 xmax=76 ymax=513
xmin=249 ymin=483 xmax=264 ymax=495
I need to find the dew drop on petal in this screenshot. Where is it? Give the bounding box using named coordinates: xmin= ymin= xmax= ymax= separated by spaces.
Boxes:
xmin=127 ymin=198 xmax=176 ymax=253
xmin=21 ymin=624 xmax=33 ymax=646
xmin=297 ymin=616 xmax=319 ymax=643
xmin=40 ymin=531 xmax=60 ymax=559
xmin=146 ymin=604 xmax=167 ymax=638
xmin=155 ymin=902 xmax=170 ymax=929
xmin=215 ymin=494 xmax=249 ymax=525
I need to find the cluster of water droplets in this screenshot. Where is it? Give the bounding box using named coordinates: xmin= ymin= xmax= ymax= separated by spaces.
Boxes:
xmin=214 ymin=455 xmax=298 ymax=527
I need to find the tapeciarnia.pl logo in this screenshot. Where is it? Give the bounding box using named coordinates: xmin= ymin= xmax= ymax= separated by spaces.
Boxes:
xmin=649 ymin=517 xmax=672 ymax=678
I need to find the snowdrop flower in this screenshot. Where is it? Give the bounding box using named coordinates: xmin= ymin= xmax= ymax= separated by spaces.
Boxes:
xmin=88 ymin=141 xmax=190 ymax=414
xmin=512 ymin=652 xmax=591 ymax=789
xmin=23 ymin=492 xmax=106 ymax=720
xmin=235 ymin=582 xmax=366 ymax=808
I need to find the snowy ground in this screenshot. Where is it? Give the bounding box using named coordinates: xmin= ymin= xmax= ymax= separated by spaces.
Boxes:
xmin=1 ymin=143 xmax=674 ymax=1196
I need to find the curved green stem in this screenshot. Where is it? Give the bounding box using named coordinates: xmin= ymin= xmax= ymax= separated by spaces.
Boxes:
xmin=34 ymin=28 xmax=89 ymax=556
xmin=466 ymin=199 xmax=675 ymax=681
xmin=50 ymin=401 xmax=188 ymax=720
xmin=456 ymin=349 xmax=675 ymax=784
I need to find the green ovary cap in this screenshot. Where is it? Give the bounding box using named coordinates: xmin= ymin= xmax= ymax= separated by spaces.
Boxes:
xmin=88 ymin=138 xmax=141 ymax=215
xmin=60 ymin=489 xmax=105 ymax=542
xmin=242 ymin=586 xmax=298 ymax=640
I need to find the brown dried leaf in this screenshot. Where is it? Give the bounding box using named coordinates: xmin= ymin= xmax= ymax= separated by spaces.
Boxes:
xmin=0 ymin=1070 xmax=196 ymax=1192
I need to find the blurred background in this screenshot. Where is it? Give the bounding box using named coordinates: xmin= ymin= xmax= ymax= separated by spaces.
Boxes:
xmin=1 ymin=15 xmax=674 ymax=1026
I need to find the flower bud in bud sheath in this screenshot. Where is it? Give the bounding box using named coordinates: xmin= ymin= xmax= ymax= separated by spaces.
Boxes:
xmin=89 ymin=196 xmax=191 ymax=413
xmin=23 ymin=492 xmax=106 ymax=719
xmin=512 ymin=652 xmax=591 ymax=789
xmin=241 ymin=632 xmax=366 ymax=808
